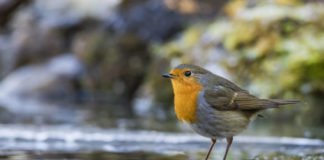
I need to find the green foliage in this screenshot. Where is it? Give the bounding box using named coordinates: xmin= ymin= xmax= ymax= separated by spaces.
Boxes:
xmin=155 ymin=2 xmax=324 ymax=130
xmin=158 ymin=3 xmax=324 ymax=96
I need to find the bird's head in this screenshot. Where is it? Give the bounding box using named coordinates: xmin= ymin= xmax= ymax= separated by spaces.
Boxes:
xmin=162 ymin=64 xmax=211 ymax=93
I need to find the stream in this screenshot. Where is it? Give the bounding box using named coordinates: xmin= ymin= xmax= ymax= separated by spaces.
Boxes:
xmin=0 ymin=125 xmax=323 ymax=160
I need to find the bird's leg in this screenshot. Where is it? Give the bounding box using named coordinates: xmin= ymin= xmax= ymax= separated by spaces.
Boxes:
xmin=205 ymin=138 xmax=216 ymax=160
xmin=223 ymin=137 xmax=233 ymax=160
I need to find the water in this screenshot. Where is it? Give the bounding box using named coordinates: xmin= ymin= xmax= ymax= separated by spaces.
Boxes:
xmin=0 ymin=125 xmax=323 ymax=160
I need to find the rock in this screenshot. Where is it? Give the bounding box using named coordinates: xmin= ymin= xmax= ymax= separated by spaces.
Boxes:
xmin=0 ymin=54 xmax=83 ymax=118
xmin=114 ymin=0 xmax=186 ymax=42
xmin=72 ymin=28 xmax=150 ymax=115
xmin=0 ymin=7 xmax=64 ymax=75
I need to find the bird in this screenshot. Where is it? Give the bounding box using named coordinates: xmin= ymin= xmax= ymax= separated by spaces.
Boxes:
xmin=162 ymin=64 xmax=299 ymax=160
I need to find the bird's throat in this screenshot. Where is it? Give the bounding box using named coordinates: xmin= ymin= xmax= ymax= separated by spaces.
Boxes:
xmin=171 ymin=81 xmax=202 ymax=123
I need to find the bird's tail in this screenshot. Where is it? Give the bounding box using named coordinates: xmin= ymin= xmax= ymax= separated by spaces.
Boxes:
xmin=269 ymin=99 xmax=300 ymax=106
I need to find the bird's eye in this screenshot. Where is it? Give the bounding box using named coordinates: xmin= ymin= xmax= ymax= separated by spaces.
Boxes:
xmin=184 ymin=71 xmax=191 ymax=77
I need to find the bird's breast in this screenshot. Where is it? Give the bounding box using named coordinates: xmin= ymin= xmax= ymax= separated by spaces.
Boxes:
xmin=172 ymin=81 xmax=202 ymax=123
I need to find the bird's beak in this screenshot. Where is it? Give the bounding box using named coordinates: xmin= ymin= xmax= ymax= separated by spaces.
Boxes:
xmin=162 ymin=73 xmax=175 ymax=79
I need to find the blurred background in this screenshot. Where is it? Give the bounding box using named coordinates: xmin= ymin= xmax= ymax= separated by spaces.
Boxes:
xmin=0 ymin=0 xmax=323 ymax=159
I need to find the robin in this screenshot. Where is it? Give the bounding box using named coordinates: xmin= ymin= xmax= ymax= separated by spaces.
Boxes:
xmin=162 ymin=64 xmax=299 ymax=160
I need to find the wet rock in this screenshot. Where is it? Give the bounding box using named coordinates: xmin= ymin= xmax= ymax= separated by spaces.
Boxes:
xmin=0 ymin=54 xmax=83 ymax=117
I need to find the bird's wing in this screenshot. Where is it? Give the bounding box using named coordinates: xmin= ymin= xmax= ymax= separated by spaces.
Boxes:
xmin=203 ymin=85 xmax=279 ymax=111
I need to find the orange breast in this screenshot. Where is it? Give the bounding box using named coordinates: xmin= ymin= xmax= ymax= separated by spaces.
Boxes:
xmin=171 ymin=80 xmax=202 ymax=123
